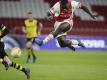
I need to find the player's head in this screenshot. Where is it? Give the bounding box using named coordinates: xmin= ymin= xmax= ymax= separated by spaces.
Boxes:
xmin=27 ymin=11 xmax=33 ymax=21
xmin=61 ymin=0 xmax=68 ymax=9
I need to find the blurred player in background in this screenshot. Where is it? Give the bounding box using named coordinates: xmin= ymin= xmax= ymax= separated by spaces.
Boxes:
xmin=22 ymin=12 xmax=43 ymax=63
xmin=0 ymin=23 xmax=30 ymax=80
xmin=35 ymin=0 xmax=98 ymax=51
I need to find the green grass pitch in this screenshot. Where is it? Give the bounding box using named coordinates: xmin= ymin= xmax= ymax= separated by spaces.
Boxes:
xmin=0 ymin=50 xmax=107 ymax=80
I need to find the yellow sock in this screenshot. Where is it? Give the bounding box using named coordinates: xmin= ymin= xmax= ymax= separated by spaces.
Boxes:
xmin=11 ymin=62 xmax=25 ymax=71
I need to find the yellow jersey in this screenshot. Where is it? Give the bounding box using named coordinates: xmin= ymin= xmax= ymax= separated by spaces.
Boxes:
xmin=24 ymin=19 xmax=38 ymax=38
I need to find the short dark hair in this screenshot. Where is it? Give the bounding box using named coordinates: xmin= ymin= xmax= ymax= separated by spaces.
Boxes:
xmin=61 ymin=0 xmax=68 ymax=8
xmin=61 ymin=0 xmax=68 ymax=4
xmin=28 ymin=12 xmax=32 ymax=14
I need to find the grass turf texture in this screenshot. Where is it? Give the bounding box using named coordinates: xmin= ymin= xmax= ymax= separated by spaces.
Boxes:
xmin=0 ymin=50 xmax=107 ymax=80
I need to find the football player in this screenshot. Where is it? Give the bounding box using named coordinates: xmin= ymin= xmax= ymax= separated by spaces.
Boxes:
xmin=0 ymin=23 xmax=30 ymax=80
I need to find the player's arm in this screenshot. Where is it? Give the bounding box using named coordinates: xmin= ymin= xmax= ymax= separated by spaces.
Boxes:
xmin=0 ymin=24 xmax=9 ymax=38
xmin=45 ymin=11 xmax=54 ymax=22
xmin=45 ymin=2 xmax=58 ymax=21
xmin=37 ymin=22 xmax=43 ymax=35
xmin=80 ymin=4 xmax=98 ymax=19
xmin=22 ymin=24 xmax=27 ymax=34
xmin=73 ymin=0 xmax=98 ymax=19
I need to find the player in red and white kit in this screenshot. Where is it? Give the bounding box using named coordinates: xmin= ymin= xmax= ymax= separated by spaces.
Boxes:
xmin=35 ymin=0 xmax=97 ymax=51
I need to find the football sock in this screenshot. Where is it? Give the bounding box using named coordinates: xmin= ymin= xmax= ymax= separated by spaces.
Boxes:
xmin=10 ymin=62 xmax=25 ymax=72
xmin=26 ymin=48 xmax=31 ymax=63
xmin=27 ymin=48 xmax=31 ymax=58
xmin=26 ymin=54 xmax=30 ymax=63
xmin=31 ymin=49 xmax=36 ymax=58
xmin=30 ymin=48 xmax=36 ymax=63
xmin=43 ymin=34 xmax=54 ymax=44
xmin=27 ymin=54 xmax=30 ymax=59
xmin=30 ymin=48 xmax=34 ymax=56
xmin=28 ymin=48 xmax=31 ymax=54
xmin=28 ymin=48 xmax=36 ymax=58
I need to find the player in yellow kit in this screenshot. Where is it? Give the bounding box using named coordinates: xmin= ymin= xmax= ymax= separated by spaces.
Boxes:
xmin=22 ymin=12 xmax=42 ymax=63
xmin=0 ymin=23 xmax=30 ymax=80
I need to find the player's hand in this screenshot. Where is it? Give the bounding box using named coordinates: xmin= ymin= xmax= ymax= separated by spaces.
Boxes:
xmin=23 ymin=30 xmax=27 ymax=34
xmin=38 ymin=32 xmax=41 ymax=36
xmin=22 ymin=27 xmax=27 ymax=34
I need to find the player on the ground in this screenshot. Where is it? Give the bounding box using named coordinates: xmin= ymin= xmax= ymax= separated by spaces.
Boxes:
xmin=22 ymin=12 xmax=43 ymax=63
xmin=0 ymin=23 xmax=30 ymax=80
xmin=35 ymin=0 xmax=98 ymax=51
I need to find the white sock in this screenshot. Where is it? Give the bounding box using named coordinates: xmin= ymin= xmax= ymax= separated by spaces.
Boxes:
xmin=71 ymin=40 xmax=79 ymax=45
xmin=43 ymin=34 xmax=54 ymax=44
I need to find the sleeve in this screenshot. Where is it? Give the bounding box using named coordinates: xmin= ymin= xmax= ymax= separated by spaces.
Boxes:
xmin=49 ymin=2 xmax=59 ymax=16
xmin=49 ymin=7 xmax=54 ymax=15
xmin=72 ymin=0 xmax=81 ymax=9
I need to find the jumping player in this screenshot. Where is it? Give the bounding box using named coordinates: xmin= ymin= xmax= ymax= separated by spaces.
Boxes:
xmin=35 ymin=0 xmax=97 ymax=50
xmin=0 ymin=23 xmax=30 ymax=80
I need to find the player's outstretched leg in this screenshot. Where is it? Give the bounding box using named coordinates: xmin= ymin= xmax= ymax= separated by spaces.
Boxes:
xmin=10 ymin=62 xmax=30 ymax=80
xmin=3 ymin=56 xmax=30 ymax=79
xmin=35 ymin=22 xmax=71 ymax=46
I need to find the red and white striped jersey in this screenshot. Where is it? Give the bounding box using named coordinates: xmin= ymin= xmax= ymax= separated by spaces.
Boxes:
xmin=49 ymin=0 xmax=81 ymax=22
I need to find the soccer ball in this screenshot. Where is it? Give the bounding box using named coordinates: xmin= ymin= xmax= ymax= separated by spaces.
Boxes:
xmin=11 ymin=47 xmax=21 ymax=58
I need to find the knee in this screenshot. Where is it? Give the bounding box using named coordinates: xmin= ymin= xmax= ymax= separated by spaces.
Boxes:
xmin=26 ymin=42 xmax=32 ymax=48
